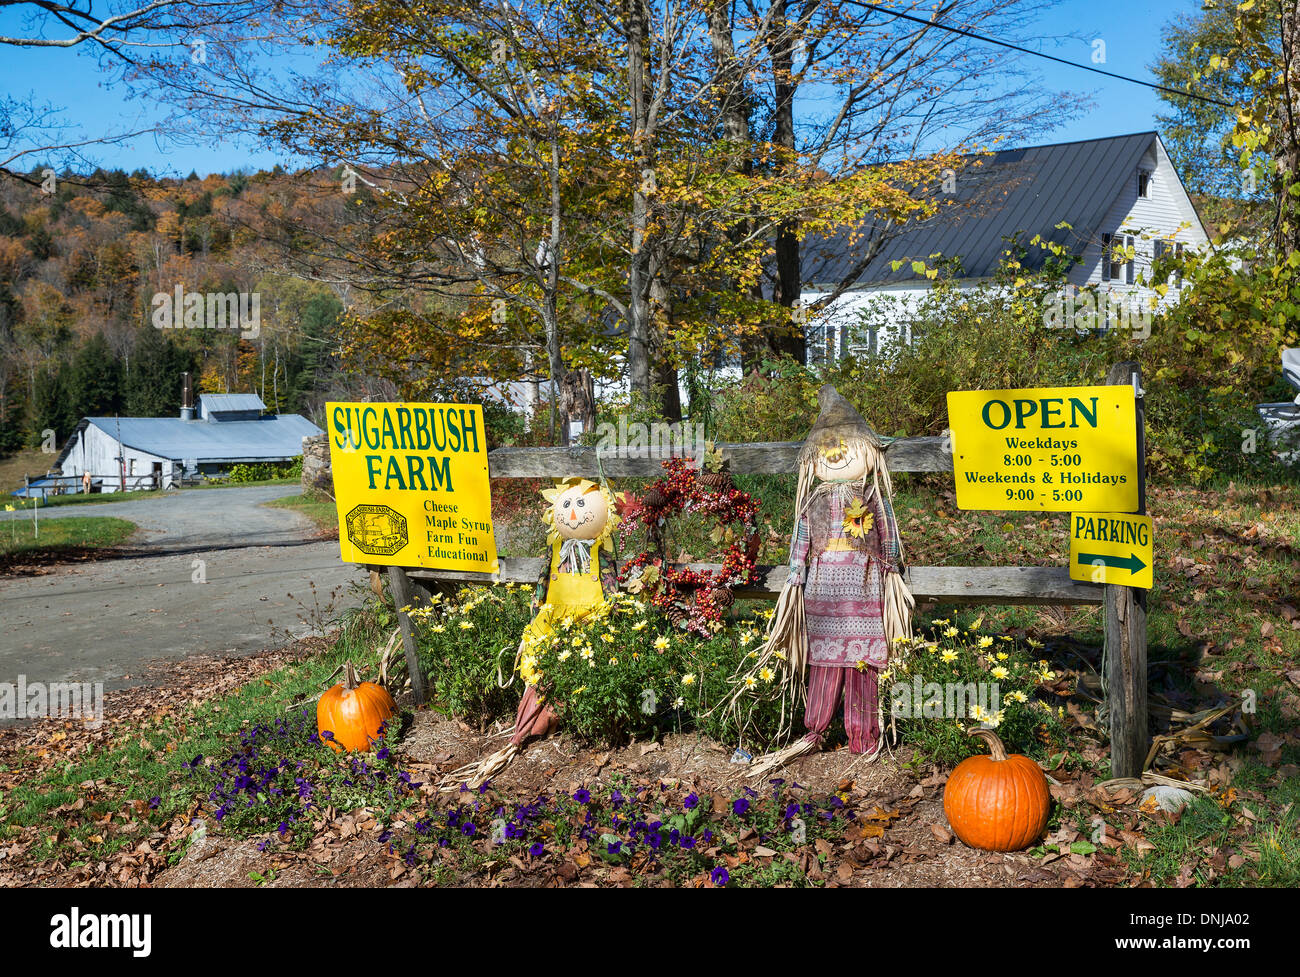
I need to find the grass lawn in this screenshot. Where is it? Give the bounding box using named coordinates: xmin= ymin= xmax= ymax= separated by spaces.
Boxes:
xmin=0 ymin=515 xmax=137 ymax=561
xmin=265 ymin=491 xmax=339 ymax=533
xmin=0 ymin=447 xmax=57 ymax=497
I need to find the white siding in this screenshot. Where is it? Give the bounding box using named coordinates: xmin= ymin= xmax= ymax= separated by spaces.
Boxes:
xmin=1073 ymin=137 xmax=1209 ymax=310
xmin=59 ymin=424 xmax=178 ymax=492
xmin=802 ymin=280 xmax=988 ymax=358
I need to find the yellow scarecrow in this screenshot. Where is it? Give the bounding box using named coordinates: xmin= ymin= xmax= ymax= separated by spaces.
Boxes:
xmin=447 ymin=477 xmax=620 ymax=789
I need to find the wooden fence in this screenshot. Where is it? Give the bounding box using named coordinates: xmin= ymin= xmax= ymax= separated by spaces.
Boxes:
xmin=370 ymin=360 xmax=1149 ymax=777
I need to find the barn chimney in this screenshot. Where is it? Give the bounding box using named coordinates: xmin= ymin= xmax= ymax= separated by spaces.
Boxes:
xmin=180 ymin=372 xmax=195 ymax=421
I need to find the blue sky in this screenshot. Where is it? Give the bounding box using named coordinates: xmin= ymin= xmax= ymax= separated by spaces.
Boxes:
xmin=0 ymin=0 xmax=1206 ymax=178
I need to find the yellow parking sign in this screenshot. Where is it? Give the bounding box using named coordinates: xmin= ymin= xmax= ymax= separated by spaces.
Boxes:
xmin=1068 ymin=512 xmax=1153 ymax=589
xmin=326 ymin=402 xmax=499 ymax=573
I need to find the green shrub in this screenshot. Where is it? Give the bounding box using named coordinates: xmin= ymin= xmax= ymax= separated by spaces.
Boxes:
xmin=414 ymin=587 xmax=790 ymax=749
xmin=883 ymin=613 xmax=1068 ymax=766
xmin=409 ymin=586 xmax=537 ymax=729
xmin=227 ymin=456 xmax=302 ymax=483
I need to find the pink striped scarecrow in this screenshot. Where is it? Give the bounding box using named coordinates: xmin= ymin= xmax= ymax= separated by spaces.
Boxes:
xmin=742 ymin=385 xmax=914 ymax=777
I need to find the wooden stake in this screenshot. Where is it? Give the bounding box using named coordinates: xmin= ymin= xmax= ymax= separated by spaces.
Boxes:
xmin=1104 ymin=360 xmax=1148 ymax=778
xmin=387 ymin=566 xmax=429 ymax=705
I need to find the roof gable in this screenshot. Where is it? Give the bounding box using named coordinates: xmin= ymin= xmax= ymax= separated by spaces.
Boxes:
xmin=803 ymin=132 xmax=1163 ymax=287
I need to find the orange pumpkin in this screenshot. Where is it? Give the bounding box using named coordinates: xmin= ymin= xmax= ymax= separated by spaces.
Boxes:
xmin=943 ymin=727 xmax=1050 ymax=852
xmin=317 ymin=662 xmax=397 ymax=753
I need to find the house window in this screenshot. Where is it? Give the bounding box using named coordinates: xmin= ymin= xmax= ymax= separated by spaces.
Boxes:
xmin=1138 ymin=169 xmax=1152 ymax=198
xmin=1154 ymin=239 xmax=1186 ymax=287
xmin=806 ymin=323 xmax=828 ymax=365
xmin=1101 ymin=233 xmax=1135 ymax=284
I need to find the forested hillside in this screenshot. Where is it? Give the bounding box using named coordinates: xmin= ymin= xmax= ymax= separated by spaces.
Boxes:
xmin=0 ymin=166 xmax=349 ymax=455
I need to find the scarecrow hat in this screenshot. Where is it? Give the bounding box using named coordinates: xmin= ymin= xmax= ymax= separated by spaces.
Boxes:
xmin=797 ymin=384 xmax=881 ymax=468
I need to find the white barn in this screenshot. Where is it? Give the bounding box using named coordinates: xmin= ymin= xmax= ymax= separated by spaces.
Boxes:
xmin=53 ymin=393 xmax=321 ymax=493
xmin=800 ymin=131 xmax=1210 ymax=359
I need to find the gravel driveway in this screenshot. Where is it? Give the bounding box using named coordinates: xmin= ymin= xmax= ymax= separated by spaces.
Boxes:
xmin=0 ymin=486 xmax=363 ymax=693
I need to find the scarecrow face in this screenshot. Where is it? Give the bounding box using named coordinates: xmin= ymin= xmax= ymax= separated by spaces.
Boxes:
xmin=814 ymin=441 xmax=870 ymax=483
xmin=551 ymin=484 xmax=608 ymax=540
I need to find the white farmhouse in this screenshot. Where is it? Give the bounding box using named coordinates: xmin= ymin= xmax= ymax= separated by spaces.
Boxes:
xmin=800 ymin=131 xmax=1210 ymax=359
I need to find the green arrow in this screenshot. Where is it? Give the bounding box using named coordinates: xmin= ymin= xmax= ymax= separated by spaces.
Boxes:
xmin=1077 ymin=551 xmax=1147 ymax=574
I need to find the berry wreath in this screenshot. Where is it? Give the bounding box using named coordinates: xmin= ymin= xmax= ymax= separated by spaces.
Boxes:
xmin=617 ymin=456 xmax=762 ymax=636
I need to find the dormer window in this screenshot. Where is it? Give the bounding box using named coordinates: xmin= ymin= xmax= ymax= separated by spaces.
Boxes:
xmin=1138 ymin=169 xmax=1152 ymax=198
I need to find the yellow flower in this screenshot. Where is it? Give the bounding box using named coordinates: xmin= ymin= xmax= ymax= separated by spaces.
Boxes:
xmin=943 ymin=626 xmax=959 ymax=638
xmin=1008 ymin=691 xmax=1029 ymax=703
xmin=608 ymin=657 xmax=618 ymax=665
xmin=632 ymin=620 xmax=648 ymax=631
xmin=941 ymin=650 xmax=958 ymax=663
xmin=744 ymin=675 xmax=758 ymax=688
xmin=431 ymin=624 xmax=446 ymax=634
xmin=653 ymin=635 xmax=670 ymax=651
xmin=991 ymin=666 xmax=1010 ymax=680
xmin=681 ymin=673 xmax=696 ymax=686
xmin=558 ymin=650 xmax=572 ymax=662
xmin=842 ymin=498 xmax=874 ymax=538
xmin=995 ymin=651 xmax=1009 ymax=661
xmin=931 ymin=618 xmax=950 ymax=626
xmin=1027 ymin=638 xmax=1044 ymax=649
xmin=978 ymin=636 xmax=994 ymax=649
xmin=601 ymin=632 xmax=615 ymax=643
xmin=759 ymin=667 xmax=775 ymax=683
xmin=572 ymin=686 xmax=586 ymax=695
xmin=459 ymin=620 xmax=475 ymax=630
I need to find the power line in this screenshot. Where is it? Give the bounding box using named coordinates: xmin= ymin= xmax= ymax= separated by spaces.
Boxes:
xmin=864 ymin=3 xmax=1235 ymax=110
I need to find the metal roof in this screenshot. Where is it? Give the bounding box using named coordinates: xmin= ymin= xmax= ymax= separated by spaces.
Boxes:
xmin=199 ymin=393 xmax=267 ymax=414
xmin=802 ymin=132 xmax=1160 ymax=287
xmin=79 ymin=414 xmax=322 ymax=462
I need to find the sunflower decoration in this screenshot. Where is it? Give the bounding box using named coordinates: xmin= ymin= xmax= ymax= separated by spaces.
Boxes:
xmin=842 ymin=497 xmax=875 ymax=538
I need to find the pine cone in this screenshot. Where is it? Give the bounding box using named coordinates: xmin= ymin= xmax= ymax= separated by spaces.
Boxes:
xmin=665 ymin=604 xmax=690 ymax=625
xmin=709 ymin=587 xmax=735 ymax=609
xmin=642 ymin=486 xmax=668 ymax=508
xmin=699 ymin=471 xmax=732 ymax=491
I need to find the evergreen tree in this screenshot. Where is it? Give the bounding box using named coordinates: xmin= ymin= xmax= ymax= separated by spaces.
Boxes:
xmin=124 ymin=326 xmax=195 ymax=417
xmin=68 ymin=333 xmax=123 ymax=419
xmin=28 ymin=365 xmax=78 ymax=449
xmin=285 ymin=292 xmax=341 ymax=415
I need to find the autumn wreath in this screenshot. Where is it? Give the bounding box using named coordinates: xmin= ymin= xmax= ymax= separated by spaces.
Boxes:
xmin=618 ymin=450 xmax=761 ymax=636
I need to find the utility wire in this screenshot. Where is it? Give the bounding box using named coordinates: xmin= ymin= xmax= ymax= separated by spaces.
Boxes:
xmin=865 ymin=3 xmax=1236 ymax=110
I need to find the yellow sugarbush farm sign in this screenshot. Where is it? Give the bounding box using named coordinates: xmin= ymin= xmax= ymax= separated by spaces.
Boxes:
xmin=326 ymin=402 xmax=499 ymax=572
xmin=947 ymin=385 xmax=1139 ymax=513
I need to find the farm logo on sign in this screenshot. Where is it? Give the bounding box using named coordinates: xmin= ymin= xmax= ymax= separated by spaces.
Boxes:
xmin=345 ymin=504 xmax=409 ymax=556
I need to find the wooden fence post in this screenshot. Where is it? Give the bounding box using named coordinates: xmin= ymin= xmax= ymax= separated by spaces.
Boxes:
xmin=1104 ymin=360 xmax=1149 ymax=778
xmin=387 ymin=566 xmax=430 ymax=705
